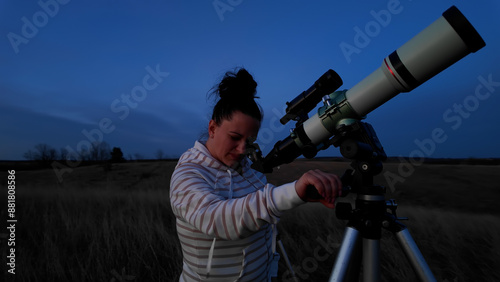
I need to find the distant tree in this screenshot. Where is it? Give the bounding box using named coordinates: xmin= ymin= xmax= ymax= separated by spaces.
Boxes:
xmin=60 ymin=147 xmax=68 ymax=161
xmin=110 ymin=147 xmax=125 ymax=163
xmin=78 ymin=148 xmax=90 ymax=161
xmin=89 ymin=141 xmax=111 ymax=161
xmin=99 ymin=142 xmax=111 ymax=161
xmin=156 ymin=149 xmax=165 ymax=160
xmin=35 ymin=143 xmax=58 ymax=161
xmin=23 ymin=149 xmax=35 ymax=160
xmin=134 ymin=153 xmax=144 ymax=160
xmin=23 ymin=143 xmax=58 ymax=164
xmin=90 ymin=143 xmax=99 ymax=161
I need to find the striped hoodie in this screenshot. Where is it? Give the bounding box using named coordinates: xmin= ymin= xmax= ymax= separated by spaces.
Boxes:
xmin=170 ymin=141 xmax=305 ymax=281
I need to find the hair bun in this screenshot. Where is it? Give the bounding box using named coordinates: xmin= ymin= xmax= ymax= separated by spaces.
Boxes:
xmin=209 ymin=67 xmax=263 ymax=125
xmin=218 ymin=68 xmax=258 ymax=100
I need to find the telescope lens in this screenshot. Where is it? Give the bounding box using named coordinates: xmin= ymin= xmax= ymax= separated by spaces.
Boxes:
xmin=442 ymin=6 xmax=486 ymax=53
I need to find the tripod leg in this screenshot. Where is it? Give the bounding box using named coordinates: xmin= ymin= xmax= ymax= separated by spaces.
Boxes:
xmin=362 ymin=238 xmax=381 ymax=282
xmin=277 ymin=240 xmax=300 ymax=282
xmin=329 ymin=227 xmax=361 ymax=282
xmin=395 ymin=228 xmax=436 ymax=282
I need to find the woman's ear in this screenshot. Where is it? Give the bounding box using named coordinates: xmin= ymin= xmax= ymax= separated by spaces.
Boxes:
xmin=208 ymin=120 xmax=217 ymax=139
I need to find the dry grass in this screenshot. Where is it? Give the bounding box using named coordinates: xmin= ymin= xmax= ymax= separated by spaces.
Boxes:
xmin=277 ymin=204 xmax=500 ymax=281
xmin=1 ymin=160 xmax=499 ymax=281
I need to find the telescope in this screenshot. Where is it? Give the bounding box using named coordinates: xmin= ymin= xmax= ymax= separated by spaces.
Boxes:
xmin=252 ymin=5 xmax=485 ymax=173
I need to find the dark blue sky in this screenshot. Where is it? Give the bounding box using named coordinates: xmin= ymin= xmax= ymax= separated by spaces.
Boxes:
xmin=1 ymin=0 xmax=499 ymax=160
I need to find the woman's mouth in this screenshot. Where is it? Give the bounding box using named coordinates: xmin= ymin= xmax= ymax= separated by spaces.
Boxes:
xmin=229 ymin=153 xmax=241 ymax=160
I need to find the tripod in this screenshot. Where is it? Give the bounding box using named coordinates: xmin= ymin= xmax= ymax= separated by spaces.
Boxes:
xmin=327 ymin=121 xmax=436 ymax=282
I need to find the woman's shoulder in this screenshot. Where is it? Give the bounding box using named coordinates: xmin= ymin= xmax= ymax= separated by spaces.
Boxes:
xmin=173 ymin=142 xmax=225 ymax=176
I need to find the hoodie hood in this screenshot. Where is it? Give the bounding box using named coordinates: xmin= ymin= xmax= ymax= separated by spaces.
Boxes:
xmin=176 ymin=141 xmax=266 ymax=200
xmin=178 ymin=140 xmax=252 ymax=174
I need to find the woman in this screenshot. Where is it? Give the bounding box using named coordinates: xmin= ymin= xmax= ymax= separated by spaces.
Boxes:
xmin=170 ymin=68 xmax=341 ymax=281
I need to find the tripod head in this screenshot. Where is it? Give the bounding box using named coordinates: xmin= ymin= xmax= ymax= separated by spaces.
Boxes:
xmin=331 ymin=120 xmax=387 ymax=196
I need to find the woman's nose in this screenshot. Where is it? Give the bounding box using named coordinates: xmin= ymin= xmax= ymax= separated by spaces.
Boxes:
xmin=236 ymin=141 xmax=246 ymax=154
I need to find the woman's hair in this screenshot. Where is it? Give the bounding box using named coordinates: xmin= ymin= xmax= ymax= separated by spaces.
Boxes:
xmin=209 ymin=68 xmax=263 ymax=125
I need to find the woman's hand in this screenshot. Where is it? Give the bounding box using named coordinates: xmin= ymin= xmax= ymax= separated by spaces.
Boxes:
xmin=295 ymin=169 xmax=342 ymax=209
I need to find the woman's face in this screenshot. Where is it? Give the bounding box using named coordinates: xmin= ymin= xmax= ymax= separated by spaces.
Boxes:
xmin=207 ymin=111 xmax=260 ymax=168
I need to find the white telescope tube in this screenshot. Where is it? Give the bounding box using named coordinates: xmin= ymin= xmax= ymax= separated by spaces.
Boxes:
xmin=345 ymin=5 xmax=485 ymax=117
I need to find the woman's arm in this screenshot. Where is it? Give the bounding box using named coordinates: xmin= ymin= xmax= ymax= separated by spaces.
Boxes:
xmin=169 ymin=165 xmax=304 ymax=240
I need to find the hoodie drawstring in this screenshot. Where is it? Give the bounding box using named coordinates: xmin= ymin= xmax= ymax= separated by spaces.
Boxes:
xmin=227 ymin=169 xmax=233 ymax=200
xmin=206 ymin=237 xmax=217 ymax=278
xmin=206 ymin=169 xmax=233 ymax=278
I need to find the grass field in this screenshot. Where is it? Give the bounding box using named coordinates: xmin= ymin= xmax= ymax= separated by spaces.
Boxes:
xmin=1 ymin=159 xmax=499 ymax=281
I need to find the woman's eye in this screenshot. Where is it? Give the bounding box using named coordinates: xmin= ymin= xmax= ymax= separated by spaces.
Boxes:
xmin=230 ymin=135 xmax=241 ymax=141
